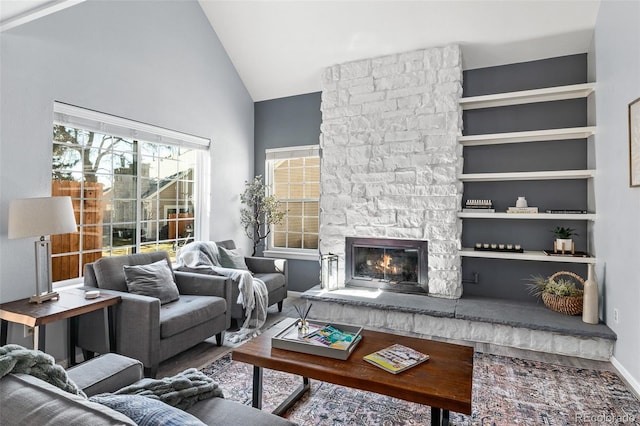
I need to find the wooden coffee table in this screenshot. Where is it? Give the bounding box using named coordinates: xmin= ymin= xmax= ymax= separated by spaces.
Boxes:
xmin=232 ymin=318 xmax=473 ymax=426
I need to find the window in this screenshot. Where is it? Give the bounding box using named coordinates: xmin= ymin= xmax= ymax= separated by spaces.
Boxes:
xmin=51 ymin=102 xmax=210 ymax=285
xmin=265 ymin=145 xmax=320 ymax=260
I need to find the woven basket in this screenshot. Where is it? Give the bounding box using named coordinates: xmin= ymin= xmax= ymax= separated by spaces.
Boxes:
xmin=541 ymin=271 xmax=584 ymax=315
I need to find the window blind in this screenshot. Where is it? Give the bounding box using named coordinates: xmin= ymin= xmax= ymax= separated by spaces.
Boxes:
xmin=53 ymin=101 xmax=210 ymax=150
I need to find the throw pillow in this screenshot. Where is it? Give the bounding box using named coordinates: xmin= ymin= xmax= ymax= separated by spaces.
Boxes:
xmin=123 ymin=259 xmax=180 ymax=304
xmin=217 ymin=246 xmax=249 ymax=270
xmin=90 ymin=394 xmax=205 ymax=426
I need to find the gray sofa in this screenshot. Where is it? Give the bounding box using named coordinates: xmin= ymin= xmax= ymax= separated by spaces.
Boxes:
xmin=188 ymin=240 xmax=288 ymax=324
xmin=0 ymin=352 xmax=295 ymax=425
xmin=77 ymin=252 xmax=231 ymax=377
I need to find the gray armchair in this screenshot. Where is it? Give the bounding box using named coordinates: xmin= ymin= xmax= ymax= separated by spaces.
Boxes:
xmin=214 ymin=240 xmax=288 ymax=323
xmin=76 ymin=252 xmax=231 ymax=377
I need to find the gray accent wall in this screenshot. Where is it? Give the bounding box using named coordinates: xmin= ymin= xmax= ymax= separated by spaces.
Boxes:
xmin=0 ymin=0 xmax=253 ymax=358
xmin=254 ymin=93 xmax=322 ymax=292
xmin=593 ymin=0 xmax=640 ymax=394
xmin=461 ymin=54 xmax=590 ymax=301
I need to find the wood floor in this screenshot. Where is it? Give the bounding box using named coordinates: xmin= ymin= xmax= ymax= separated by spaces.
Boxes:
xmin=157 ymin=293 xmax=617 ymax=379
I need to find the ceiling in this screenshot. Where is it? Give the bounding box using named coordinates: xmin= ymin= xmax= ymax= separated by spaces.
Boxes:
xmin=1 ymin=0 xmax=601 ymax=101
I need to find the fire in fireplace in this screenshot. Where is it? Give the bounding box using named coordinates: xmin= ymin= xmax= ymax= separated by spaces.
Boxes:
xmin=345 ymin=237 xmax=428 ymax=295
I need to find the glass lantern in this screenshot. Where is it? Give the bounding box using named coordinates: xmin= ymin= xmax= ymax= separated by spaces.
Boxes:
xmin=321 ymin=253 xmax=339 ymax=291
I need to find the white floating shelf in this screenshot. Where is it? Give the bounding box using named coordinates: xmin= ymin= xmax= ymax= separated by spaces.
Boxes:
xmin=459 ymin=170 xmax=596 ymax=182
xmin=458 ymin=126 xmax=596 ymax=146
xmin=459 ymin=248 xmax=596 ymax=264
xmin=458 ymin=212 xmax=596 ymax=220
xmin=460 ymin=83 xmax=596 ymax=110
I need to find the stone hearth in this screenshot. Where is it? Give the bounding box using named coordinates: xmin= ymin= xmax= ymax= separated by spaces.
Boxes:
xmin=301 ymin=287 xmax=616 ymax=361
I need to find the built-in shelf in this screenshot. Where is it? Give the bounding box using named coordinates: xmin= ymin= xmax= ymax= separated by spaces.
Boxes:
xmin=458 ymin=126 xmax=596 ymax=146
xmin=459 ymin=248 xmax=596 ymax=264
xmin=459 ymin=170 xmax=595 ymax=182
xmin=460 ymin=83 xmax=596 ymax=110
xmin=457 ymin=212 xmax=596 ymax=220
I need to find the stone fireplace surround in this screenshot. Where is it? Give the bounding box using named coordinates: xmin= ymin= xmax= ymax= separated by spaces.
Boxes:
xmin=319 ymin=44 xmax=463 ymax=299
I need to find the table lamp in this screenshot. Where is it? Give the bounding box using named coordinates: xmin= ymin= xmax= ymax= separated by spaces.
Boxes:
xmin=8 ymin=196 xmax=78 ymax=303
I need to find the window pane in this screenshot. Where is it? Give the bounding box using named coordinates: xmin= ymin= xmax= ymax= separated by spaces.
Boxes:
xmin=305 ymin=201 xmax=319 ymax=216
xmin=290 ymin=183 xmax=304 ymax=198
xmin=303 ymin=235 xmax=319 ymax=249
xmin=288 ymin=233 xmax=303 ymax=248
xmin=286 ymin=202 xmax=303 ymax=216
xmin=304 ymin=217 xmax=319 ymax=233
xmin=83 ymin=225 xmax=103 ymax=251
xmin=273 ymin=232 xmax=287 ymax=247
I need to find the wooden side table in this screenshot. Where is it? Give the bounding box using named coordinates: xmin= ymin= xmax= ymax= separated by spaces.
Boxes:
xmin=0 ymin=288 xmax=121 ymax=366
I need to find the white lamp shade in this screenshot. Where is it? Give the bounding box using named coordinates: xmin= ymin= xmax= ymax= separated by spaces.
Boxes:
xmin=8 ymin=196 xmax=78 ymax=239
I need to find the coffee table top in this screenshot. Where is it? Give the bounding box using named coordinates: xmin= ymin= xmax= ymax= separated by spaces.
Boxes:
xmin=232 ymin=318 xmax=473 ymax=414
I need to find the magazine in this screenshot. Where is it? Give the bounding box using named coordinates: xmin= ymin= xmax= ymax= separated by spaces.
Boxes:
xmin=364 ymin=344 xmax=429 ymax=374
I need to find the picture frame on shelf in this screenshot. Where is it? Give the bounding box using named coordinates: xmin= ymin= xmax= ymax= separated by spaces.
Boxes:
xmin=629 ymin=96 xmax=640 ymax=187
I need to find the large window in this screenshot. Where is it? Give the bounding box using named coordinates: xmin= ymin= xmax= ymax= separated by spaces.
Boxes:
xmin=265 ymin=145 xmax=319 ymax=260
xmin=51 ymin=102 xmax=209 ymax=284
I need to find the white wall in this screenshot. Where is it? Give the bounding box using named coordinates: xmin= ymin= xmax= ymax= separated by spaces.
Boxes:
xmin=0 ymin=0 xmax=253 ymax=357
xmin=593 ymin=0 xmax=640 ymax=391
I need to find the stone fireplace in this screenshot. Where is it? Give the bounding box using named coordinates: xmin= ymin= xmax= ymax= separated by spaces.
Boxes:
xmin=319 ymin=44 xmax=464 ymax=298
xmin=345 ymin=237 xmax=428 ymax=295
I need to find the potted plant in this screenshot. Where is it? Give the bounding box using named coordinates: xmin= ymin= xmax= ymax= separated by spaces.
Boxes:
xmin=552 ymin=226 xmax=577 ymax=252
xmin=526 ymin=271 xmax=584 ymax=315
xmin=240 ymin=175 xmax=286 ymax=256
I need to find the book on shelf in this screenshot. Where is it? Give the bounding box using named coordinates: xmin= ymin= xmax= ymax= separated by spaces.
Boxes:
xmin=363 ymin=343 xmax=429 ymax=374
xmin=462 ymin=208 xmax=495 ymax=213
xmin=506 ymin=207 xmax=539 ymax=213
xmin=545 ymin=209 xmax=588 ymax=214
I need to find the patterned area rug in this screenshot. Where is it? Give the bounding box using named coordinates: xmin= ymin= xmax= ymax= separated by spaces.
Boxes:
xmin=201 ymin=352 xmax=640 ymax=425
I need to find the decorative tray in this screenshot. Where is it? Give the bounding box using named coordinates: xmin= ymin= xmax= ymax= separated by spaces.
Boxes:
xmin=271 ymin=320 xmax=363 ymax=360
xmin=543 ymin=250 xmax=591 ymax=257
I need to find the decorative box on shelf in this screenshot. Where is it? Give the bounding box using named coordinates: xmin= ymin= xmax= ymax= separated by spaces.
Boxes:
xmin=271 ymin=320 xmax=363 ymax=360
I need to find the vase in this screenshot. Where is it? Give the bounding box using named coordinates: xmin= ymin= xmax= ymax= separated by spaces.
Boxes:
xmin=516 ymin=196 xmax=528 ymax=208
xmin=582 ymin=264 xmax=599 ymax=324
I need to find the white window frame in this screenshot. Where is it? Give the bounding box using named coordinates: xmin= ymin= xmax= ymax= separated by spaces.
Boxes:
xmin=51 ymin=101 xmax=211 ymax=287
xmin=263 ymin=145 xmax=320 ymax=261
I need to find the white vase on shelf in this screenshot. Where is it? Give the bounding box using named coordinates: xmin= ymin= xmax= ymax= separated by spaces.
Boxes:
xmin=516 ymin=197 xmax=528 ymax=208
xmin=582 ymin=264 xmax=599 ymax=324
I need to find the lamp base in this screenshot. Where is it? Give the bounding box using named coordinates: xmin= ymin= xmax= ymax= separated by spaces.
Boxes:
xmin=29 ymin=291 xmax=59 ymax=304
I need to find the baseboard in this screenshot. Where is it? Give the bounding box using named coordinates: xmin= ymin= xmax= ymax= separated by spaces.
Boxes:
xmin=612 ymin=356 xmax=640 ymax=399
xmin=287 ymin=290 xmax=303 ymax=298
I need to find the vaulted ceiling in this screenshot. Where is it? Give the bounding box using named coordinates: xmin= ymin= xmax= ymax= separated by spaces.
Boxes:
xmin=1 ymin=0 xmax=601 ymax=101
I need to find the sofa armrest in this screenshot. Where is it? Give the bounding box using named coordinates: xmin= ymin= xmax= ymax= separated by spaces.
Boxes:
xmin=67 ymin=353 xmax=143 ymax=397
xmin=174 ymin=271 xmax=230 ymax=299
xmin=245 ymin=257 xmax=287 ymax=275
xmin=76 ymin=289 xmax=161 ymax=369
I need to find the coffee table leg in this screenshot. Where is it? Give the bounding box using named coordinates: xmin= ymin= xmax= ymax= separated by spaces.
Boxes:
xmin=252 ymin=366 xmax=263 ymax=409
xmin=272 ymin=376 xmax=310 ymax=416
xmin=430 ymin=408 xmax=450 ymax=426
xmin=1 ymin=320 xmax=7 ymax=345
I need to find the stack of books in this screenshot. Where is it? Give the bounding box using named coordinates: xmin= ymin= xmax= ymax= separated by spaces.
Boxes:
xmin=506 ymin=206 xmax=538 ymax=213
xmin=463 ymin=199 xmax=494 ymax=213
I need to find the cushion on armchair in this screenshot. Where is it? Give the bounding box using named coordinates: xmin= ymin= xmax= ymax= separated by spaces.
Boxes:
xmin=217 ymin=246 xmax=249 ymax=270
xmin=124 ymin=259 xmax=180 ymax=304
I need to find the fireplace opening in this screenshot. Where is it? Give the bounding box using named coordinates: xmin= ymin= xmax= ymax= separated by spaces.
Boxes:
xmin=345 ymin=237 xmax=428 ymax=295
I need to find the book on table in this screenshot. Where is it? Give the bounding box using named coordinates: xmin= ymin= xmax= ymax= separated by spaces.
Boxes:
xmin=364 ymin=343 xmax=429 ymax=374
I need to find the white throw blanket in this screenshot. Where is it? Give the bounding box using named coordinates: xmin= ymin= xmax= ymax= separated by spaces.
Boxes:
xmin=175 ymin=242 xmax=268 ymax=343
